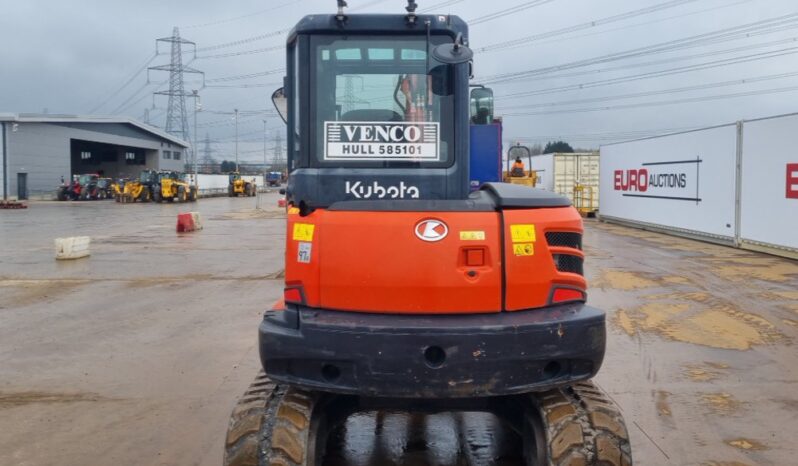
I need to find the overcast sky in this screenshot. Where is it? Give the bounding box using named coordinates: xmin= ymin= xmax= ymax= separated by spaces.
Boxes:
xmin=1 ymin=0 xmax=797 ymax=160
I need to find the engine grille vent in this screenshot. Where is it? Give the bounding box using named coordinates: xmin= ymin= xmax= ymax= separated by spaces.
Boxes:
xmin=553 ymin=254 xmax=584 ymax=275
xmin=545 ymin=232 xmax=582 ymax=250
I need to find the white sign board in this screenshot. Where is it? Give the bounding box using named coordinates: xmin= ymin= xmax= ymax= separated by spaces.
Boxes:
xmin=600 ymin=125 xmax=738 ymax=239
xmin=740 ymin=114 xmax=798 ymax=250
xmin=324 ymin=121 xmax=439 ymax=161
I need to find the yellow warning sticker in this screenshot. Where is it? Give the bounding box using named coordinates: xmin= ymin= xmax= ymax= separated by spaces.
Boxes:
xmin=513 ymin=243 xmax=535 ymax=256
xmin=460 ymin=231 xmax=486 ymax=241
xmin=510 ymin=224 xmax=536 ymax=243
xmin=287 ymin=207 xmax=300 ymax=215
xmin=292 ymin=223 xmax=315 ymax=241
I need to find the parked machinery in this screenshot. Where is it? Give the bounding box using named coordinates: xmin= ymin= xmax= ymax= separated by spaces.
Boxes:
xmin=152 ymin=171 xmax=197 ymax=203
xmin=266 ymin=171 xmax=282 ymax=187
xmin=503 ymin=143 xmax=538 ymax=187
xmin=96 ymin=177 xmax=114 ymax=199
xmin=228 ymin=172 xmax=256 ymax=197
xmin=116 ymin=171 xmax=155 ymax=203
xmin=57 ymin=174 xmax=100 ymax=201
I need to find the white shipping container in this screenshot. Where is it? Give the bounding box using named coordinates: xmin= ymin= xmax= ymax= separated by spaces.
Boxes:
xmin=740 ymin=114 xmax=798 ymax=253
xmin=599 ymin=124 xmax=738 ymax=241
xmin=195 ymin=174 xmax=265 ymax=191
xmin=528 ymin=153 xmax=600 ymax=210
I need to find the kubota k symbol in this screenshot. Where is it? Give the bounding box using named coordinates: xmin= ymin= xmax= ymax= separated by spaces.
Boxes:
xmin=415 ymin=219 xmax=448 ymax=242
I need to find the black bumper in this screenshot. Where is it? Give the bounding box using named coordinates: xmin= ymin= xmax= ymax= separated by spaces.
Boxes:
xmin=259 ymin=304 xmax=605 ymax=398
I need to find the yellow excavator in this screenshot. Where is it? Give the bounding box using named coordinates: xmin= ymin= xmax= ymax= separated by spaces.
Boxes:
xmin=227 ymin=172 xmax=256 ymax=197
xmin=503 ymin=143 xmax=538 ymax=187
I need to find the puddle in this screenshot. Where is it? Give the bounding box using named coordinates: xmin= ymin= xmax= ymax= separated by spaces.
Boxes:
xmin=655 ymin=390 xmax=672 ymax=416
xmin=323 ymin=411 xmax=523 ymax=466
xmin=216 ymin=209 xmax=285 ymax=220
xmin=703 ymin=257 xmax=798 ymax=283
xmin=594 ymin=270 xmax=659 ymax=290
xmin=613 ymin=294 xmax=784 ymax=350
xmin=726 ymin=438 xmax=767 ymax=451
xmin=683 ymin=362 xmax=729 ymax=382
xmin=700 ymin=393 xmax=742 ymax=415
xmin=0 ymin=279 xmax=89 ymax=307
xmin=0 ymin=391 xmax=109 ymax=408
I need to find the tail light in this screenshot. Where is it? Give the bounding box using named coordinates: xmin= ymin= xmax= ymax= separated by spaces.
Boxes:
xmin=551 ymin=287 xmax=586 ymax=304
xmin=284 ymin=285 xmax=305 ymax=305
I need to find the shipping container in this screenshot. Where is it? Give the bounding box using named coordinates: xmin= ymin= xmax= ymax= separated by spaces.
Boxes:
xmin=599 ymin=112 xmax=798 ymax=260
xmin=528 ymin=152 xmax=599 ymax=214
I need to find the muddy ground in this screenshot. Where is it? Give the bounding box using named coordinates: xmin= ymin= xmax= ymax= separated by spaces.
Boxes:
xmin=0 ymin=195 xmax=796 ymax=465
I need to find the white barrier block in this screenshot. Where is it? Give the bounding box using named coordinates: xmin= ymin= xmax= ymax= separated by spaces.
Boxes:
xmin=190 ymin=212 xmax=203 ymax=231
xmin=55 ymin=236 xmax=91 ymax=260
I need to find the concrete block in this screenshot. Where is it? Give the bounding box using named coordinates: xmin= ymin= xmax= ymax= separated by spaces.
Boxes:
xmin=55 ymin=236 xmax=91 ymax=260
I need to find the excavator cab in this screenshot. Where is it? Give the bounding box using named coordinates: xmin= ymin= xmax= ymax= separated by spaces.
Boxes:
xmin=273 ymin=9 xmax=473 ymax=209
xmin=224 ymin=3 xmax=631 ymax=466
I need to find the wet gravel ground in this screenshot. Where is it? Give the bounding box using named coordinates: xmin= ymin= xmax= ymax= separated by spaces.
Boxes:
xmin=1 ymin=198 xmax=796 ymax=465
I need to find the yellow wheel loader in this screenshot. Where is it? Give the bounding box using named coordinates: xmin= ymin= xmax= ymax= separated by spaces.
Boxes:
xmin=152 ymin=171 xmax=198 ymax=203
xmin=227 ymin=172 xmax=256 ymax=197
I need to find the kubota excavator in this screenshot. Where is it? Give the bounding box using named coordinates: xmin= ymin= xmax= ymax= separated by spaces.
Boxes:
xmin=224 ymin=3 xmax=631 ymax=465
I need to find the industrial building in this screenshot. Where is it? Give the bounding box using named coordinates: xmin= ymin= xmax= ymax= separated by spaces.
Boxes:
xmin=0 ymin=114 xmax=189 ymax=199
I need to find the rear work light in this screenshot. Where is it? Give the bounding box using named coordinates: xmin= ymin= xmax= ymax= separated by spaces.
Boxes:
xmin=551 ymin=287 xmax=586 ymax=304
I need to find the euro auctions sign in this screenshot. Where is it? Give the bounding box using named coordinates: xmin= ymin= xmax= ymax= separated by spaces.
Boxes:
xmin=614 ymin=157 xmax=703 ymax=202
xmin=324 ymin=121 xmax=440 ymax=161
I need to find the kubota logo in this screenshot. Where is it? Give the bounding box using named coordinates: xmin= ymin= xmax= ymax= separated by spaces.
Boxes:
xmin=415 ymin=219 xmax=448 ymax=242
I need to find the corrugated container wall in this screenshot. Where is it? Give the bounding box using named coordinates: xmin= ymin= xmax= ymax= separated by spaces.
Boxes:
xmin=529 ymin=152 xmax=599 ymax=211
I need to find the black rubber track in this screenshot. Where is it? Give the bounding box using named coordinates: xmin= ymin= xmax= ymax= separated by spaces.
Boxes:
xmin=224 ymin=372 xmax=321 ymax=466
xmin=530 ymin=380 xmax=633 ymax=465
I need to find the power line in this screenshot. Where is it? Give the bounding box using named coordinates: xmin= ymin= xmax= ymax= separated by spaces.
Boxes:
xmin=493 ymin=36 xmax=798 ymax=92
xmin=196 ymin=44 xmax=283 ymax=60
xmin=88 ymin=53 xmax=158 ymax=113
xmin=489 ymin=0 xmax=752 ymax=54
xmin=420 ymin=0 xmax=466 ymax=13
xmin=502 ymin=85 xmax=798 ymax=117
xmin=468 ymin=0 xmax=558 ymax=26
xmin=196 ymin=29 xmax=290 ymax=52
xmin=205 ymin=68 xmax=285 ymax=83
xmin=204 ymin=82 xmax=282 ymax=89
xmin=495 ymin=44 xmax=798 ymax=100
xmin=110 ymin=81 xmax=155 ymax=115
xmin=479 ymin=12 xmax=798 ymax=84
xmin=499 ymin=70 xmax=798 ymax=111
xmin=476 ymin=0 xmax=699 ymax=52
xmin=182 ymin=1 xmax=300 ymax=29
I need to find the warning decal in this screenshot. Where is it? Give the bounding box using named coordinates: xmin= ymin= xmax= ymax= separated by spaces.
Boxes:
xmin=510 ymin=224 xmax=536 ymax=243
xmin=293 ymin=223 xmax=315 ymax=241
xmin=513 ymin=243 xmax=535 ymax=256
xmin=460 ymin=231 xmax=486 ymax=241
xmin=324 ymin=121 xmax=439 ymax=161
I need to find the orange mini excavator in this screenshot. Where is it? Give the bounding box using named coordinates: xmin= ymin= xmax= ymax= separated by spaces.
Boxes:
xmin=224 ymin=2 xmax=631 ymax=465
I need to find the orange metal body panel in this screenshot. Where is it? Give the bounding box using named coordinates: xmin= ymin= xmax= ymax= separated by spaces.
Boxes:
xmin=501 ymin=208 xmax=586 ymax=311
xmin=286 ymin=209 xmax=502 ymax=313
xmin=285 ymin=205 xmax=585 ymax=314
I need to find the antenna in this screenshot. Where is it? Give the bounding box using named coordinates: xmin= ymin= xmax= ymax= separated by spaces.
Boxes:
xmin=406 ymin=1 xmax=418 ymax=24
xmin=336 ymin=0 xmax=348 ymax=22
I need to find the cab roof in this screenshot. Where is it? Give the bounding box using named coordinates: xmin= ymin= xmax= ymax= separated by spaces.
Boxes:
xmin=288 ymin=13 xmax=468 ymax=42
